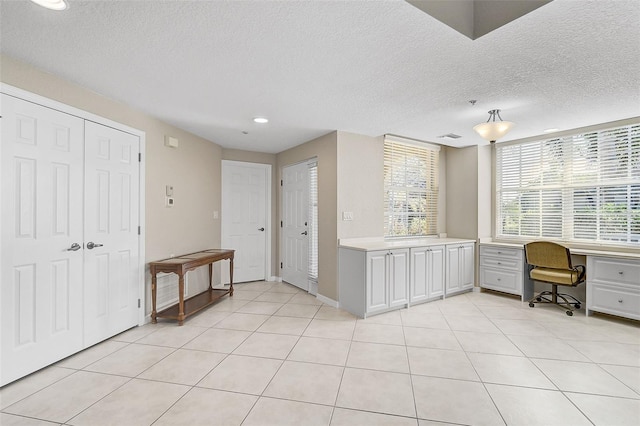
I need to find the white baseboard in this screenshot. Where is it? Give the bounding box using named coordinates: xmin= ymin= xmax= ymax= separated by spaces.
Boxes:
xmin=316 ymin=293 xmax=339 ymax=308
xmin=473 ymin=286 xmax=481 ymax=292
xmin=270 ymin=276 xmax=282 ymax=282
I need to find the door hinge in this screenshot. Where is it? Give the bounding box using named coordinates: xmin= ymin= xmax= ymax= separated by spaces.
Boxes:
xmin=138 ymin=226 xmax=141 ymax=235
xmin=138 ymin=153 xmax=142 ymax=162
xmin=138 ymin=298 xmax=141 ymax=308
xmin=280 ymin=220 xmax=283 ymax=228
xmin=280 ymin=262 xmax=283 ymax=269
xmin=280 ymin=179 xmax=283 ymax=186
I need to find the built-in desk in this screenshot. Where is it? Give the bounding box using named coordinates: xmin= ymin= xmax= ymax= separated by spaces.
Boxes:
xmin=150 ymin=249 xmax=235 ymax=325
xmin=479 ymin=239 xmax=640 ymax=320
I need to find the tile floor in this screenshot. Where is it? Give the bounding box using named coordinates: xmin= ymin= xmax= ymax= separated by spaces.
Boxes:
xmin=1 ymin=281 xmax=639 ymax=426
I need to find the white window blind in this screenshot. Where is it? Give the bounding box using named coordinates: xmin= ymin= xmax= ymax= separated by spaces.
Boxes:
xmin=384 ymin=137 xmax=440 ymax=237
xmin=308 ymin=161 xmax=318 ymax=281
xmin=496 ymin=124 xmax=640 ymax=245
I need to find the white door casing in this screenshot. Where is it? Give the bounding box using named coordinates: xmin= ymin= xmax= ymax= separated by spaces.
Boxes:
xmin=0 ymin=94 xmax=85 ymax=385
xmin=83 ymin=121 xmax=140 ymax=346
xmin=221 ymin=161 xmax=270 ymax=283
xmin=281 ymin=161 xmax=309 ymax=290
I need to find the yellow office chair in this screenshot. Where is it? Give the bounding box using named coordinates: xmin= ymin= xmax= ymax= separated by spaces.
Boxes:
xmin=524 ymin=241 xmax=586 ymax=316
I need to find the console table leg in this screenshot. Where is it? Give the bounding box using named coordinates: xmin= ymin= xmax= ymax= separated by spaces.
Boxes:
xmin=229 ymin=258 xmax=234 ymax=296
xmin=178 ymin=274 xmax=185 ymax=326
xmin=151 ymin=273 xmax=158 ymax=324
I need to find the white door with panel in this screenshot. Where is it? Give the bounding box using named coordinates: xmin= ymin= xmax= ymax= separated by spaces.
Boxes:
xmin=281 ymin=162 xmax=309 ymax=290
xmin=222 ymin=161 xmax=269 ymax=283
xmin=0 ymin=94 xmax=142 ymax=385
xmin=0 ymin=95 xmax=85 ymax=385
xmin=410 ymin=245 xmax=444 ymax=303
xmin=83 ymin=121 xmax=140 ymax=346
xmin=445 ymin=243 xmax=475 ymax=295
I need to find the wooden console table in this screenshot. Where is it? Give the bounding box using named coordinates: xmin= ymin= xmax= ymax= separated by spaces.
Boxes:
xmin=150 ymin=249 xmax=235 ymax=325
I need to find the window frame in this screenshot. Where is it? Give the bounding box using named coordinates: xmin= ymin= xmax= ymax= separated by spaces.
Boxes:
xmin=494 ymin=123 xmax=640 ymax=247
xmin=384 ymin=135 xmax=440 ymax=239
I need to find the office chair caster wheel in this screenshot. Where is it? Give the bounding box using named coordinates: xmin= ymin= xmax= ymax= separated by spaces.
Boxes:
xmin=529 ymin=302 xmax=535 ymax=308
xmin=536 ymin=297 xmax=542 ymax=302
xmin=566 ymin=310 xmax=573 ymax=316
xmin=575 ymin=303 xmax=581 ymax=309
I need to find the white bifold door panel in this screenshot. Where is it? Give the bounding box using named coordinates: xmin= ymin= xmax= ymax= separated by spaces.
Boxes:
xmin=84 ymin=122 xmax=140 ymax=346
xmin=0 ymin=93 xmax=142 ymax=385
xmin=0 ymin=95 xmax=85 ymax=385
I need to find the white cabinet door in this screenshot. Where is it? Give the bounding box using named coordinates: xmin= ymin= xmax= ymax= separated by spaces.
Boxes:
xmin=410 ymin=248 xmax=429 ymax=303
xmin=445 ymin=245 xmax=462 ymax=294
xmin=1 ymin=95 xmax=85 ymax=386
xmin=445 ymin=243 xmax=475 ymax=295
xmin=429 ymin=245 xmax=445 ymax=298
xmin=389 ymin=249 xmax=409 ymax=308
xmin=83 ymin=122 xmax=140 ymax=347
xmin=410 ymin=245 xmax=444 ymax=303
xmin=366 ymin=251 xmax=388 ymax=313
xmin=460 ymin=243 xmax=475 ymax=290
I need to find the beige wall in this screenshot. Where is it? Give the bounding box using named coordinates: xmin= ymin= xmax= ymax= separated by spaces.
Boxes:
xmin=277 ymin=132 xmax=338 ymax=301
xmin=445 ymin=145 xmax=479 ymax=239
xmin=221 ymin=149 xmax=279 ymax=275
xmin=1 ymin=54 xmax=223 ymax=313
xmin=336 ymin=132 xmax=384 ymax=238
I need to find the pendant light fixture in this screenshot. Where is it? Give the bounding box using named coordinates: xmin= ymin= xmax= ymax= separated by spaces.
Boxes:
xmin=473 ymin=109 xmax=514 ymax=143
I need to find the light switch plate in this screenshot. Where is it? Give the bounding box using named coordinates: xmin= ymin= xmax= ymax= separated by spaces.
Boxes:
xmin=166 ymin=185 xmax=173 ymax=196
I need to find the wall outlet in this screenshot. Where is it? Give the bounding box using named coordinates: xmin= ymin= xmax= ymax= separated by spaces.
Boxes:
xmin=342 ymin=211 xmax=354 ymax=221
xmin=166 ymin=197 xmax=174 ymax=207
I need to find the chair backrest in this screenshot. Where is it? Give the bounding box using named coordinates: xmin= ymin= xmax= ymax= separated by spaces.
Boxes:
xmin=524 ymin=241 xmax=573 ymax=269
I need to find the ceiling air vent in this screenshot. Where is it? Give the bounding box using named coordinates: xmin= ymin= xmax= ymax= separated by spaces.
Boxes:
xmin=438 ymin=133 xmax=462 ymax=140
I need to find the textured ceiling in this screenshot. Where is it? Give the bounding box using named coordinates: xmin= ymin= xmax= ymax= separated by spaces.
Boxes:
xmin=1 ymin=0 xmax=639 ymax=153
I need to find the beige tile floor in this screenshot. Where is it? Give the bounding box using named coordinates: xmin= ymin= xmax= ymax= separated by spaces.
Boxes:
xmin=1 ymin=281 xmax=639 ymax=426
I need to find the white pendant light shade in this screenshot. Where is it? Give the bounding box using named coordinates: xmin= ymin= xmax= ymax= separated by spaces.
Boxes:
xmin=473 ymin=109 xmax=514 ymax=142
xmin=29 ymin=0 xmax=68 ymax=11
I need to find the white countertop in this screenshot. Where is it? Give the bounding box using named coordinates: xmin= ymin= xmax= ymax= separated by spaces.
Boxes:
xmin=339 ymin=237 xmax=476 ymax=251
xmin=479 ymin=238 xmax=640 ymax=260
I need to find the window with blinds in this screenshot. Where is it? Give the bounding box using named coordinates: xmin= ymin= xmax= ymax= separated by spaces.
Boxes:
xmin=308 ymin=161 xmax=318 ymax=281
xmin=496 ymin=123 xmax=640 ymax=245
xmin=384 ymin=136 xmax=440 ymax=237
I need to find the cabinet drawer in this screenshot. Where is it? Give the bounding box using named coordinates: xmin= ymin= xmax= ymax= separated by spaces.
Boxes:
xmin=589 ymin=257 xmax=640 ymax=287
xmin=480 ymin=245 xmax=523 ymax=260
xmin=480 ymin=256 xmax=522 ymax=271
xmin=480 ymin=267 xmax=522 ymax=295
xmin=590 ymin=284 xmax=640 ymax=320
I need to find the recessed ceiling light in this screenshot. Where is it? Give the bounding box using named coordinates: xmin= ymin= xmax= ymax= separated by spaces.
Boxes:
xmin=544 ymin=128 xmax=560 ymax=133
xmin=30 ymin=0 xmax=68 ymax=11
xmin=253 ymin=117 xmax=268 ymax=124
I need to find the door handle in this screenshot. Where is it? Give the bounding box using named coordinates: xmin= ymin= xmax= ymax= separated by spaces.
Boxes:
xmin=86 ymin=242 xmax=104 ymax=250
xmin=258 ymin=227 xmax=265 ymax=231
xmin=67 ymin=243 xmax=81 ymax=251
xmin=301 ymin=231 xmax=308 ymax=235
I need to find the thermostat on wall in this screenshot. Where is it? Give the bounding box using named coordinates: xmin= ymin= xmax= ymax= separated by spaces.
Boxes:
xmin=166 ymin=197 xmax=174 ymax=207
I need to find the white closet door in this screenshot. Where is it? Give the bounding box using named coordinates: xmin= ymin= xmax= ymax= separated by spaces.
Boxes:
xmin=0 ymin=95 xmax=85 ymax=386
xmin=83 ymin=121 xmax=140 ymax=346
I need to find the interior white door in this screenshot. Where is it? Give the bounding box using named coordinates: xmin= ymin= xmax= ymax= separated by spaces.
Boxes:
xmin=83 ymin=121 xmax=140 ymax=346
xmin=281 ymin=161 xmax=309 ymax=290
xmin=222 ymin=161 xmax=268 ymax=283
xmin=0 ymin=95 xmax=85 ymax=386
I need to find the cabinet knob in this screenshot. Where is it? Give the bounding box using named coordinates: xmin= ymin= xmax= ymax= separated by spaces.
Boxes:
xmin=497 ymin=262 xmax=501 ymax=265
xmin=497 ymin=278 xmax=501 ymax=281
xmin=497 ymin=251 xmax=502 ymax=254
xmin=618 ymin=271 xmax=624 ymax=275
xmin=618 ymin=299 xmax=624 ymax=303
